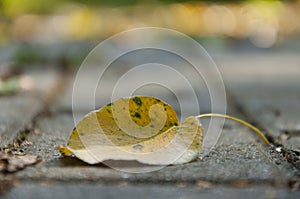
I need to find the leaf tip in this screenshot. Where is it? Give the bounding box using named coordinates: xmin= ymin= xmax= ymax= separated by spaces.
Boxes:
xmin=58 ymin=145 xmax=74 ymax=157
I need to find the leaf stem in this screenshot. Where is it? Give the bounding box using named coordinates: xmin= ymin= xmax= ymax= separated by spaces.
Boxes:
xmin=196 ymin=113 xmax=270 ymax=145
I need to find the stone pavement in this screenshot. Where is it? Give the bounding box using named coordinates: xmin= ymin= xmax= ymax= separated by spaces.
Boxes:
xmin=0 ymin=43 xmax=299 ymax=198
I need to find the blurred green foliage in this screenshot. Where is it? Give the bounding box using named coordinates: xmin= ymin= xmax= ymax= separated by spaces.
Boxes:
xmin=0 ymin=0 xmax=287 ymax=15
xmin=1 ymin=0 xmax=61 ymax=15
xmin=66 ymin=0 xmax=292 ymax=6
xmin=0 ymin=77 xmax=19 ymax=95
xmin=66 ymin=0 xmax=244 ymax=7
xmin=0 ymin=0 xmax=292 ymax=16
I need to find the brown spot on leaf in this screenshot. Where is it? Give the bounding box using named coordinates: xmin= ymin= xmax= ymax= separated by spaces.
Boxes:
xmin=133 ymin=96 xmax=142 ymax=106
xmin=133 ymin=112 xmax=141 ymax=118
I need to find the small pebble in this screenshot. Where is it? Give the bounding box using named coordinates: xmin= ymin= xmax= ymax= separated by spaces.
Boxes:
xmin=275 ymin=147 xmax=282 ymax=153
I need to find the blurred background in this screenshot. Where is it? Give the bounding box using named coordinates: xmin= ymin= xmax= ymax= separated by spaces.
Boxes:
xmin=0 ymin=0 xmax=299 ymax=112
xmin=1 ymin=0 xmax=299 ymax=52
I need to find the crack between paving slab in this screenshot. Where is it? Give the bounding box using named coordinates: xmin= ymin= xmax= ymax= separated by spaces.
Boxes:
xmin=7 ymin=62 xmax=72 ymax=152
xmin=230 ymin=95 xmax=300 ymax=165
xmin=227 ymin=91 xmax=300 ymax=188
xmin=226 ymin=90 xmax=290 ymax=147
xmin=38 ymin=60 xmax=72 ymax=115
xmin=1 ymin=175 xmax=296 ymax=191
xmin=0 ymin=179 xmax=16 ymax=196
xmin=0 ymin=61 xmax=73 ymax=194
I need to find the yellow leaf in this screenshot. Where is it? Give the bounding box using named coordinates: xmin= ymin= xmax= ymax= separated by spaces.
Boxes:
xmin=60 ymin=96 xmax=202 ymax=165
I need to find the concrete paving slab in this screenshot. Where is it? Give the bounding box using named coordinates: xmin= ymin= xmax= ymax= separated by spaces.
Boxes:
xmin=0 ymin=93 xmax=42 ymax=148
xmin=1 ymin=182 xmax=300 ymax=199
xmin=2 ymin=113 xmax=296 ymax=185
xmin=21 ymin=114 xmax=74 ymax=162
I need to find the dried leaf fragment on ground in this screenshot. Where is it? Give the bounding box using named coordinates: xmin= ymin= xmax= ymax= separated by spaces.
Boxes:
xmin=0 ymin=151 xmax=41 ymax=173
